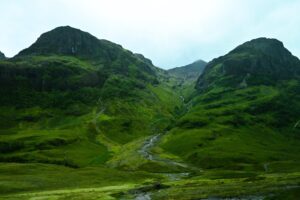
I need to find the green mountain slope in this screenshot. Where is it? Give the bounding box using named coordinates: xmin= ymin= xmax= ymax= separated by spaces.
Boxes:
xmin=160 ymin=38 xmax=300 ymax=171
xmin=197 ymin=38 xmax=300 ymax=91
xmin=0 ymin=26 xmax=181 ymax=170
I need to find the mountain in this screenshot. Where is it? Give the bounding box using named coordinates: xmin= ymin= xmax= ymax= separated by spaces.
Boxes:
xmin=1 ymin=26 xmax=159 ymax=102
xmin=0 ymin=26 xmax=181 ymax=170
xmin=160 ymin=38 xmax=300 ymax=171
xmin=0 ymin=51 xmax=5 ymax=60
xmin=168 ymin=59 xmax=207 ymax=81
xmin=196 ymin=38 xmax=300 ymax=91
xmin=16 ymin=26 xmax=157 ymax=83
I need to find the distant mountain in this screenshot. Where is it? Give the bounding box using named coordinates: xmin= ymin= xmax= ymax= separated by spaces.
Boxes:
xmin=0 ymin=51 xmax=5 ymax=60
xmin=168 ymin=59 xmax=207 ymax=81
xmin=163 ymin=60 xmax=207 ymax=100
xmin=196 ymin=38 xmax=300 ymax=91
xmin=160 ymin=38 xmax=300 ymax=170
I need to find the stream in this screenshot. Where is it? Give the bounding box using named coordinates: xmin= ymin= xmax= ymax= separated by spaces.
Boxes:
xmin=138 ymin=134 xmax=190 ymax=169
xmin=132 ymin=95 xmax=195 ymax=199
xmin=134 ymin=133 xmax=193 ymax=200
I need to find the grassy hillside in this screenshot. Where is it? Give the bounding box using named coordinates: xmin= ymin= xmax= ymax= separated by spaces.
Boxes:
xmin=160 ymin=83 xmax=300 ymax=170
xmin=0 ymin=27 xmax=183 ymax=171
xmin=159 ymin=38 xmax=300 ymax=173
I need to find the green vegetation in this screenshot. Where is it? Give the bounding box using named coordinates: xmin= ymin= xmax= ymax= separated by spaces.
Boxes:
xmin=160 ymin=39 xmax=300 ymax=171
xmin=157 ymin=38 xmax=300 ymax=198
xmin=161 ymin=83 xmax=300 ymax=169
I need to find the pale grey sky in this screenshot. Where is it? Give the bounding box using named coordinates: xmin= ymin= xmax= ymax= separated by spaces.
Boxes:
xmin=1 ymin=0 xmax=300 ymax=68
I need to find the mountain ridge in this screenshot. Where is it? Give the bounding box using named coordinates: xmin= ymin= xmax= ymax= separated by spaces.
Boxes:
xmin=16 ymin=26 xmax=122 ymax=61
xmin=160 ymin=37 xmax=300 ymax=172
xmin=196 ymin=37 xmax=300 ymax=91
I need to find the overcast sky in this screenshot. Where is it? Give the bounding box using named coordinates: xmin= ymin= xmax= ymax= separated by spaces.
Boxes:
xmin=1 ymin=0 xmax=300 ymax=68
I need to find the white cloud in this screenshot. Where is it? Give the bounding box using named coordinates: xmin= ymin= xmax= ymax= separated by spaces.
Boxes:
xmin=0 ymin=0 xmax=299 ymax=68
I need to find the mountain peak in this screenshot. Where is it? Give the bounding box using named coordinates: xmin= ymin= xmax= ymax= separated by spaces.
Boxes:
xmin=191 ymin=59 xmax=207 ymax=65
xmin=196 ymin=38 xmax=300 ymax=91
xmin=239 ymin=37 xmax=283 ymax=46
xmin=230 ymin=37 xmax=291 ymax=60
xmin=16 ymin=26 xmax=122 ymax=61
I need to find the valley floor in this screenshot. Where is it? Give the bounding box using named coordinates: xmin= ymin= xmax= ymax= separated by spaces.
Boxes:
xmin=1 ymin=132 xmax=300 ymax=200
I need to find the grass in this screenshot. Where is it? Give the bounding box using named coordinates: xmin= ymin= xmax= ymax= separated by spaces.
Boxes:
xmin=162 ymin=125 xmax=300 ymax=170
xmin=148 ymin=171 xmax=300 ymax=200
xmin=0 ymin=78 xmax=187 ymax=196
xmin=0 ymin=106 xmax=111 ymax=167
xmin=0 ymin=162 xmax=158 ymax=196
xmin=1 ymin=163 xmax=299 ymax=199
xmin=159 ymin=82 xmax=300 ymax=173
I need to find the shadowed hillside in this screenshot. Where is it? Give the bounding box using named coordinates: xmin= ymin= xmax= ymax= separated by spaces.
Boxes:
xmin=0 ymin=51 xmax=5 ymax=60
xmin=168 ymin=59 xmax=207 ymax=82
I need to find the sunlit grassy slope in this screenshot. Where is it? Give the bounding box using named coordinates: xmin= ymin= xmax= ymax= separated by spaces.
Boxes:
xmin=159 ymin=38 xmax=300 ymax=174
xmin=160 ymin=83 xmax=300 ymax=170
xmin=0 ymin=60 xmax=181 ymax=168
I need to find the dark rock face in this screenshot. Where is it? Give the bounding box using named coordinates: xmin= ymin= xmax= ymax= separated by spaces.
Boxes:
xmin=0 ymin=51 xmax=6 ymax=60
xmin=196 ymin=38 xmax=300 ymax=91
xmin=16 ymin=26 xmax=124 ymax=62
xmin=11 ymin=26 xmax=158 ymax=82
xmin=0 ymin=59 xmax=105 ymax=92
xmin=0 ymin=26 xmax=162 ymax=108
